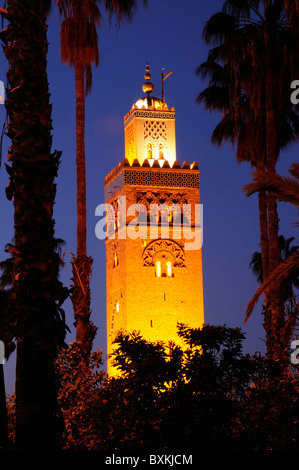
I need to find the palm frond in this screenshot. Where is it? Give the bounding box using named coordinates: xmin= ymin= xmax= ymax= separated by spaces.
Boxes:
xmin=58 ymin=0 xmax=100 ymax=96
xmin=104 ymin=0 xmax=141 ymax=24
xmin=196 ymin=85 xmax=230 ymax=112
xmin=249 ymin=250 xmax=263 ymax=283
xmin=0 ymin=257 xmax=13 ymax=290
xmin=211 ymin=113 xmax=239 ymax=147
xmin=196 ymin=60 xmax=224 ymax=80
xmin=57 ymin=0 xmax=101 ymax=24
xmin=60 ymin=16 xmax=99 ymax=66
xmin=222 ymin=0 xmax=252 ymax=18
xmin=245 ymin=249 xmax=299 ymax=322
xmin=284 ymin=0 xmax=299 ymax=32
xmin=243 ymin=168 xmax=299 ymax=206
xmin=223 ymin=0 xmax=265 ymax=24
xmin=289 ymin=162 xmax=299 ymax=180
xmin=202 ymin=12 xmax=238 ymax=45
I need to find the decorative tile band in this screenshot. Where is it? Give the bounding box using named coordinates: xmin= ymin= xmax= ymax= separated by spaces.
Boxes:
xmin=105 ymin=160 xmax=199 ymax=201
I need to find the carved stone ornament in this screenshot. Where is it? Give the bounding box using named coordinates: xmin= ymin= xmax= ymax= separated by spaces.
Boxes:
xmin=142 ymin=239 xmax=186 ymax=267
xmin=136 ymin=191 xmax=188 ymax=209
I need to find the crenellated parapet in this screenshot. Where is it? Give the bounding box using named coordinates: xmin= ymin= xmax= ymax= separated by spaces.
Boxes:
xmin=104 ymin=158 xmax=199 ymax=201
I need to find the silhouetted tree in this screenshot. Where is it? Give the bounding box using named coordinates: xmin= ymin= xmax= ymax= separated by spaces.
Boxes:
xmin=57 ymin=0 xmax=100 ymax=354
xmin=244 ymin=163 xmax=299 ymax=352
xmin=197 ymin=0 xmax=299 ymax=360
xmin=0 ymin=0 xmax=69 ymax=449
xmin=250 ymin=234 xmax=299 ymax=354
xmin=55 ymin=342 xmax=105 ymax=449
xmin=57 ymin=0 xmax=146 ymax=354
xmin=92 ymin=325 xmax=256 ymax=451
xmin=7 ymin=323 xmax=299 ymax=450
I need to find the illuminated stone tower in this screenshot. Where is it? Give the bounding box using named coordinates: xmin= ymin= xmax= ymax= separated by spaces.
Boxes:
xmin=104 ymin=64 xmax=204 ymax=375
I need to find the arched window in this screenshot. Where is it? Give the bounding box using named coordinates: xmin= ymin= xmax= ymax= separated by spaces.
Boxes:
xmin=114 ymin=209 xmax=120 ymax=229
xmin=155 ymin=260 xmax=161 ymax=277
xmin=154 ymin=255 xmax=174 ymax=278
xmin=166 ymin=261 xmax=172 ymax=277
xmin=150 ymin=206 xmax=160 ymax=224
xmin=147 ymin=142 xmax=152 ymax=159
xmin=159 ymin=143 xmax=164 ymax=159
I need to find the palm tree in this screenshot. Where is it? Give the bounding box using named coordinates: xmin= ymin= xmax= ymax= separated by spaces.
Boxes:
xmin=57 ymin=0 xmax=145 ymax=354
xmin=197 ymin=0 xmax=299 ymax=360
xmin=197 ymin=58 xmax=271 ymax=285
xmin=57 ymin=0 xmax=100 ymax=355
xmin=244 ymin=163 xmax=299 ymax=357
xmin=1 ymin=0 xmax=69 ymax=449
xmin=250 ymin=235 xmax=299 ymax=287
xmin=249 ymin=234 xmax=299 ymax=351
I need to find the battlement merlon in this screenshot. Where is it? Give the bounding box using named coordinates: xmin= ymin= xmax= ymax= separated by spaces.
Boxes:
xmin=104 ymin=158 xmax=200 ymax=201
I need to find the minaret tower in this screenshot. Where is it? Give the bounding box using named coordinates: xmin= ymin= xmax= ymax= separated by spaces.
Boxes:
xmin=104 ymin=65 xmax=204 ymax=375
xmin=124 ymin=63 xmax=177 ymax=167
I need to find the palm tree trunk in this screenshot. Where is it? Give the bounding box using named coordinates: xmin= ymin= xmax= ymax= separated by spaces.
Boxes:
xmin=70 ymin=60 xmax=95 ymax=353
xmin=265 ymin=70 xmax=283 ymax=361
xmin=257 ymin=184 xmax=272 ymax=353
xmin=257 ymin=157 xmax=269 ymax=285
xmin=4 ymin=0 xmax=66 ymax=449
xmin=75 ymin=61 xmax=87 ymax=259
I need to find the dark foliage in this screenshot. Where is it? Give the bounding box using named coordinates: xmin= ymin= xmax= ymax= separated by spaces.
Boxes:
xmin=6 ymin=323 xmax=299 ymax=450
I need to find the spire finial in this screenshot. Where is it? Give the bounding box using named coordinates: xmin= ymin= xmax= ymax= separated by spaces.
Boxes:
xmin=142 ymin=63 xmax=154 ymax=95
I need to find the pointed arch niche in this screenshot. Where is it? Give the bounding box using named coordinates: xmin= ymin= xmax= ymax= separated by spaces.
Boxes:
xmin=142 ymin=239 xmax=186 ymax=277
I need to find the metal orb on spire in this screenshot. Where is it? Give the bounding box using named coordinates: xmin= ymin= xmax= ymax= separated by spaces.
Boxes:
xmin=142 ymin=63 xmax=154 ymax=95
